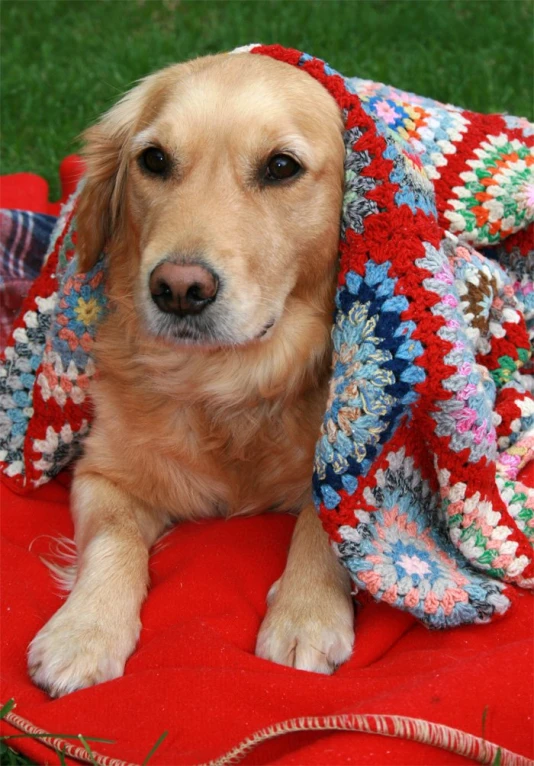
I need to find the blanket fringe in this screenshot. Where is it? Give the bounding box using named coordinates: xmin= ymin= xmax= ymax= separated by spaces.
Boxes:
xmin=205 ymin=714 xmax=534 ymax=766
xmin=4 ymin=709 xmax=533 ymax=766
xmin=3 ymin=711 xmax=136 ymax=766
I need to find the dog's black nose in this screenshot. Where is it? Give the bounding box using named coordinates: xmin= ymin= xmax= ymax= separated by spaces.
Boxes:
xmin=149 ymin=262 xmax=219 ymax=316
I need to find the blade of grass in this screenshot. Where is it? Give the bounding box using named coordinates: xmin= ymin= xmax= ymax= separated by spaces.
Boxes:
xmin=78 ymin=734 xmax=98 ymax=766
xmin=492 ymin=748 xmax=502 ymax=766
xmin=142 ymin=731 xmax=168 ymax=765
xmin=1 ymin=734 xmax=114 ymax=742
xmin=481 ymin=705 xmax=488 ymax=740
xmin=0 ymin=699 xmax=15 ymax=719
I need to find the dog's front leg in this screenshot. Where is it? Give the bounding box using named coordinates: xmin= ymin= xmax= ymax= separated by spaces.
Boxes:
xmin=28 ymin=473 xmax=164 ymax=697
xmin=256 ymin=503 xmax=355 ymax=674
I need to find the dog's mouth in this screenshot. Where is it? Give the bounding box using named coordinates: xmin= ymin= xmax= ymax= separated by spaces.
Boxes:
xmin=144 ymin=308 xmax=278 ymax=348
xmin=168 ymin=323 xmax=209 ymax=344
xmin=256 ymin=318 xmax=276 ymax=340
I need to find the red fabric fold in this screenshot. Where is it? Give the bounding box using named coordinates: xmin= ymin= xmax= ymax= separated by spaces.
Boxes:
xmin=1 ymin=476 xmax=532 ymax=764
xmin=0 ymin=155 xmax=85 ymax=215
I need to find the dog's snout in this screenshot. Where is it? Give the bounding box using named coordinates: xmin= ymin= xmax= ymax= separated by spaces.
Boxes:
xmin=149 ymin=262 xmax=219 ymax=316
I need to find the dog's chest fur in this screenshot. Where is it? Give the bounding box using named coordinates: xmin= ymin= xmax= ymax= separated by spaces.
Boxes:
xmin=81 ymin=350 xmax=327 ymax=521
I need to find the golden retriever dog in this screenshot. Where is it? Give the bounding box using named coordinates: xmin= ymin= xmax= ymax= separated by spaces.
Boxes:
xmin=28 ymin=52 xmax=355 ymax=697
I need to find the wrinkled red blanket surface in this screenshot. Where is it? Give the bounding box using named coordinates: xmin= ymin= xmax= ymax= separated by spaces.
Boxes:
xmin=1 ymin=170 xmax=533 ymax=765
xmin=1 ymin=474 xmax=533 ymax=765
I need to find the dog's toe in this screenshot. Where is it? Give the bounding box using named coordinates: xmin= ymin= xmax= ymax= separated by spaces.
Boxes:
xmin=257 ymin=623 xmax=353 ymax=675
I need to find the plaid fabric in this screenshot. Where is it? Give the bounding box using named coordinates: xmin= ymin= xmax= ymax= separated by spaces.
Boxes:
xmin=0 ymin=210 xmax=57 ymax=347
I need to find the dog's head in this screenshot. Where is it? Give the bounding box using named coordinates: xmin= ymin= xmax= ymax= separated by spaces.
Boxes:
xmin=77 ymin=53 xmax=344 ymax=347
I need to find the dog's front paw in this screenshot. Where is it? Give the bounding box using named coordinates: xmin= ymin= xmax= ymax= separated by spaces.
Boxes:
xmin=28 ymin=603 xmax=140 ymax=697
xmin=255 ymin=575 xmax=355 ymax=674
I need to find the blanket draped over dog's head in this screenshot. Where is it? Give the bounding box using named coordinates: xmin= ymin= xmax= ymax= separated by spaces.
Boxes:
xmin=1 ymin=44 xmax=533 ymax=628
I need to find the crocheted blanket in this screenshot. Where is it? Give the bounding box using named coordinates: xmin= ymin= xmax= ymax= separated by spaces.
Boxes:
xmin=1 ymin=44 xmax=533 ymax=629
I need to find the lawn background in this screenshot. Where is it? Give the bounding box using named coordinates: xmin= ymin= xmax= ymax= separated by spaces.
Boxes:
xmin=1 ymin=0 xmax=533 ymax=199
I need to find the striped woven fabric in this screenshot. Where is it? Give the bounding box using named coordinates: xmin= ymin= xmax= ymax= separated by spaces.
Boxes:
xmin=0 ymin=209 xmax=56 ymax=347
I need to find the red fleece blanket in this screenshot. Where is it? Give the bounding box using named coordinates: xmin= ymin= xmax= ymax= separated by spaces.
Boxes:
xmin=1 ymin=168 xmax=533 ymax=765
xmin=1 ymin=474 xmax=533 ymax=765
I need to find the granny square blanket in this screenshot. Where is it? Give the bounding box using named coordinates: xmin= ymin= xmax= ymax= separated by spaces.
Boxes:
xmin=1 ymin=44 xmax=533 ymax=629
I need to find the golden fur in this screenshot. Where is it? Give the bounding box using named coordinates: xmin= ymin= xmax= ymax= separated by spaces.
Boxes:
xmin=28 ymin=52 xmax=355 ymax=696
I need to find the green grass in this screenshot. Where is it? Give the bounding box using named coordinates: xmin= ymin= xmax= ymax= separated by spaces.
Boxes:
xmin=1 ymin=0 xmax=533 ymax=198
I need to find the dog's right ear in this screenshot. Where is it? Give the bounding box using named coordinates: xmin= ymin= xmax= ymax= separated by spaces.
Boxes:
xmin=76 ymin=63 xmax=190 ymax=272
xmin=76 ymin=79 xmax=156 ymax=272
xmin=76 ymin=122 xmax=124 ymax=272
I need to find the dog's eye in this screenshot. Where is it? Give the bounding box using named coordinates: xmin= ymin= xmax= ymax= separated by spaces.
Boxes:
xmin=140 ymin=147 xmax=168 ymax=175
xmin=265 ymin=154 xmax=301 ymax=182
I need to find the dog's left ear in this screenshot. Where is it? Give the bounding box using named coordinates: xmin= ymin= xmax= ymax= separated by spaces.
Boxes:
xmin=76 ymin=76 xmax=158 ymax=272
